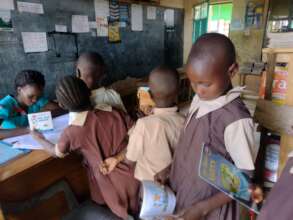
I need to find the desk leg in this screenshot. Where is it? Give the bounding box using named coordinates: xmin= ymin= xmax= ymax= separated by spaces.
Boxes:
xmin=0 ymin=206 xmax=5 ymax=220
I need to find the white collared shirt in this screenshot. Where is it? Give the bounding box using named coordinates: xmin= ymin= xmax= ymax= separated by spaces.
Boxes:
xmin=186 ymin=87 xmax=258 ymax=170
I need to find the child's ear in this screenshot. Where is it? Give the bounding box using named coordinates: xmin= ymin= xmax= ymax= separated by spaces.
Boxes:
xmin=228 ymin=63 xmax=239 ymax=78
xmin=17 ymin=87 xmax=22 ymax=95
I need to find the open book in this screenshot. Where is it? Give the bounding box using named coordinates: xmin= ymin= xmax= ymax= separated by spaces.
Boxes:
xmin=139 ymin=180 xmax=176 ymax=220
xmin=199 ymin=144 xmax=260 ymax=214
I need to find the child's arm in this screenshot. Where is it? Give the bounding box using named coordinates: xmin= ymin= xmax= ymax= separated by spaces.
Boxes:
xmin=30 ymin=130 xmax=56 ymax=156
xmin=174 ymin=192 xmax=232 ymax=220
xmin=100 ymin=149 xmax=127 ymax=175
xmin=154 ymin=165 xmax=171 ymax=185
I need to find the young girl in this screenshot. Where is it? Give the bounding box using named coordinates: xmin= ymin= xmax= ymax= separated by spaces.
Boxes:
xmin=31 ymin=76 xmax=139 ymax=220
xmin=156 ymin=33 xmax=258 ymax=220
xmin=0 ymin=70 xmax=58 ymax=138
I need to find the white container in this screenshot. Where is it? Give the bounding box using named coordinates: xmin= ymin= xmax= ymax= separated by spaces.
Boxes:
xmin=139 ymin=180 xmax=176 ymax=220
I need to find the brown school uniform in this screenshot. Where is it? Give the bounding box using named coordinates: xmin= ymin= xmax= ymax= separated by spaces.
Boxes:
xmin=257 ymin=153 xmax=293 ymax=220
xmin=56 ymin=108 xmax=140 ymax=219
xmin=170 ymin=87 xmax=257 ymax=220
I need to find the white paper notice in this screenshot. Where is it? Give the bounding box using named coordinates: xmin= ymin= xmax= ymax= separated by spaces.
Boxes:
xmin=17 ymin=1 xmax=44 ymax=14
xmin=21 ymin=32 xmax=48 ymax=53
xmin=89 ymin=21 xmax=97 ymax=29
xmin=55 ymin=24 xmax=67 ymax=32
xmin=0 ymin=0 xmax=15 ymax=10
xmin=164 ymin=9 xmax=174 ymax=27
xmin=94 ymin=0 xmax=109 ymax=17
xmin=96 ymin=16 xmax=108 ymax=36
xmin=147 ymin=6 xmax=156 ymax=20
xmin=131 ymin=4 xmax=143 ymax=31
xmin=72 ymin=15 xmax=90 ymax=33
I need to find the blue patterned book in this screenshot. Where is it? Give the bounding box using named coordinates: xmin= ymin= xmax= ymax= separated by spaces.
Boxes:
xmin=199 ymin=144 xmax=260 ymax=214
xmin=0 ymin=141 xmax=28 ymax=165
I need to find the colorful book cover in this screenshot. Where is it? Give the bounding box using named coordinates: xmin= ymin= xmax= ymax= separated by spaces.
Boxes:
xmin=139 ymin=180 xmax=176 ymax=220
xmin=199 ymin=144 xmax=260 ymax=214
xmin=28 ymin=111 xmax=53 ymax=131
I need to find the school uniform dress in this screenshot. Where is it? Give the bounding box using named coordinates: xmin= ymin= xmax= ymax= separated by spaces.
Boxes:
xmin=170 ymin=87 xmax=258 ymax=220
xmin=0 ymin=95 xmax=48 ymax=129
xmin=56 ymin=107 xmax=139 ymax=219
xmin=257 ymin=152 xmax=293 ymax=220
xmin=126 ymin=107 xmax=185 ymax=181
xmin=69 ymin=87 xmax=126 ymax=124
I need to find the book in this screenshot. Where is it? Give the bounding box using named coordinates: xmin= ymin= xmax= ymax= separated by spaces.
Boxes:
xmin=199 ymin=144 xmax=260 ymax=214
xmin=139 ymin=180 xmax=176 ymax=220
xmin=137 ymin=87 xmax=155 ymax=115
xmin=3 ymin=114 xmax=68 ymax=150
xmin=28 ymin=111 xmax=53 ymax=131
xmin=0 ymin=141 xmax=28 ymax=165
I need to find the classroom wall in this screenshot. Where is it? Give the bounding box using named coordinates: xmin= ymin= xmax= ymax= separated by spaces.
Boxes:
xmin=183 ymin=0 xmax=269 ymax=93
xmin=0 ymin=0 xmax=184 ymax=98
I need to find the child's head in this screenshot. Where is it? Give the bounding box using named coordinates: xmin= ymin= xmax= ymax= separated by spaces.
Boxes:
xmin=186 ymin=33 xmax=238 ymax=101
xmin=15 ymin=70 xmax=45 ymax=107
xmin=148 ymin=65 xmax=180 ymax=108
xmin=56 ymin=75 xmax=91 ymax=112
xmin=76 ymin=52 xmax=105 ymax=90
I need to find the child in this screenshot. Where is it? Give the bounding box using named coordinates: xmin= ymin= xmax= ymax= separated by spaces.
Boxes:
xmin=100 ymin=66 xmax=185 ymax=181
xmin=76 ymin=52 xmax=126 ymax=112
xmin=156 ymin=33 xmax=258 ymax=220
xmin=31 ymin=76 xmax=139 ymax=220
xmin=0 ymin=70 xmax=58 ymax=139
xmin=256 ymin=152 xmax=293 ymax=220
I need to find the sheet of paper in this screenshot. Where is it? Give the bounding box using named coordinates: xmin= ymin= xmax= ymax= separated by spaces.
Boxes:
xmin=131 ymin=4 xmax=143 ymax=31
xmin=94 ymin=0 xmax=109 ymax=17
xmin=164 ymin=9 xmax=174 ymax=28
xmin=147 ymin=6 xmax=156 ymax=20
xmin=21 ymin=32 xmax=48 ymax=53
xmin=17 ymin=1 xmax=44 ymax=14
xmin=89 ymin=21 xmax=97 ymax=29
xmin=55 ymin=24 xmax=67 ymax=32
xmin=0 ymin=0 xmax=15 ymax=10
xmin=3 ymin=114 xmax=69 ymax=150
xmin=72 ymin=15 xmax=90 ymax=33
xmin=96 ymin=16 xmax=108 ymax=37
xmin=0 ymin=10 xmax=13 ymax=31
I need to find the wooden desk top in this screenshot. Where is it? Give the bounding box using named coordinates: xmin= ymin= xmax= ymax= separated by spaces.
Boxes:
xmin=0 ymin=150 xmax=52 ymax=182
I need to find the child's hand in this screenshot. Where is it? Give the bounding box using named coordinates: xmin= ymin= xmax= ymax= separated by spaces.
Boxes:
xmin=99 ymin=157 xmax=119 ymax=175
xmin=154 ymin=165 xmax=171 ymax=185
xmin=249 ymin=185 xmax=263 ymax=204
xmin=30 ymin=130 xmax=46 ymax=141
xmin=165 ymin=205 xmax=205 ymax=220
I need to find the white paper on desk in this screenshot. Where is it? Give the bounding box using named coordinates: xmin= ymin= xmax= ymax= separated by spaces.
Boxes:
xmin=72 ymin=15 xmax=90 ymax=33
xmin=17 ymin=1 xmax=44 ymax=14
xmin=164 ymin=9 xmax=174 ymax=28
xmin=0 ymin=0 xmax=15 ymax=10
xmin=55 ymin=24 xmax=67 ymax=33
xmin=21 ymin=32 xmax=48 ymax=53
xmin=3 ymin=114 xmax=69 ymax=150
xmin=147 ymin=6 xmax=156 ymax=20
xmin=131 ymin=4 xmax=143 ymax=31
xmin=94 ymin=0 xmax=109 ymax=17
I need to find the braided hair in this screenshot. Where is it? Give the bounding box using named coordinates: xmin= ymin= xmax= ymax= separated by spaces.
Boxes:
xmin=56 ymin=75 xmax=91 ymax=112
xmin=15 ymin=70 xmax=45 ymax=91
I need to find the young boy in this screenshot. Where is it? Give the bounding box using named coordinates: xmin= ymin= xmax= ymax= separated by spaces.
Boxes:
xmin=31 ymin=76 xmax=139 ymax=220
xmin=76 ymin=52 xmax=126 ymax=112
xmin=156 ymin=33 xmax=258 ymax=220
xmin=100 ymin=66 xmax=185 ymax=181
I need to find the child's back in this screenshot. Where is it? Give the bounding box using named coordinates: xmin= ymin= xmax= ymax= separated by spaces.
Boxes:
xmin=127 ymin=106 xmax=184 ymax=181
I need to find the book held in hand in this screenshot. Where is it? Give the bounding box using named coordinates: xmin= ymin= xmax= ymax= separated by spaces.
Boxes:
xmin=28 ymin=111 xmax=53 ymax=131
xmin=199 ymin=143 xmax=260 ymax=214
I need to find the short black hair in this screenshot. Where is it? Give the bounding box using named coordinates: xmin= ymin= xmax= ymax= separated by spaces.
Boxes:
xmin=76 ymin=52 xmax=105 ymax=77
xmin=14 ymin=70 xmax=45 ymax=91
xmin=187 ymin=33 xmax=236 ymax=67
xmin=55 ymin=75 xmax=91 ymax=112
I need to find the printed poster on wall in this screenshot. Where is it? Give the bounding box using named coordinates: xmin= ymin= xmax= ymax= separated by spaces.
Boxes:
xmin=108 ymin=21 xmax=120 ymax=43
xmin=0 ymin=9 xmax=13 ymax=31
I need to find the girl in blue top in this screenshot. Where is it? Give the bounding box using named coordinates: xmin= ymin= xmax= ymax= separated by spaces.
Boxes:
xmin=0 ymin=70 xmax=58 ymax=138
